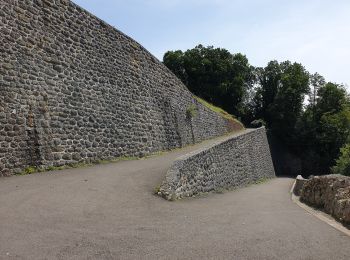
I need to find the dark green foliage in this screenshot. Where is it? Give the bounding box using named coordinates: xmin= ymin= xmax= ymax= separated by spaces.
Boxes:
xmin=316 ymin=83 xmax=348 ymax=115
xmin=250 ymin=119 xmax=266 ymax=128
xmin=297 ymin=83 xmax=350 ymax=174
xmin=163 ymin=50 xmax=188 ymax=84
xmin=164 ymin=45 xmax=254 ymax=116
xmin=253 ymin=61 xmax=310 ymax=141
xmin=332 ymin=144 xmax=350 ymax=176
xmin=164 ymin=44 xmax=350 ymax=176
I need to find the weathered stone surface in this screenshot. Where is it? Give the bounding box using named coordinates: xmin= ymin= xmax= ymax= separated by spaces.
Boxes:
xmin=0 ymin=0 xmax=242 ymax=176
xmin=159 ymin=128 xmax=275 ymax=200
xmin=293 ymin=175 xmax=307 ymax=196
xmin=300 ymin=175 xmax=350 ymax=225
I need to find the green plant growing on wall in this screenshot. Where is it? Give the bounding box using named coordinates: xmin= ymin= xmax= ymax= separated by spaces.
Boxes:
xmin=24 ymin=166 xmax=37 ymax=174
xmin=153 ymin=185 xmax=161 ymax=195
xmin=186 ymin=104 xmax=198 ymax=119
xmin=186 ymin=103 xmax=198 ymax=144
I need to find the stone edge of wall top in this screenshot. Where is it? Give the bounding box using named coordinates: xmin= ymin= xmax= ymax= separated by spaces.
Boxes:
xmin=67 ymin=0 xmax=165 ymax=70
xmin=159 ymin=127 xmax=275 ymax=200
xmin=173 ymin=128 xmax=258 ymax=163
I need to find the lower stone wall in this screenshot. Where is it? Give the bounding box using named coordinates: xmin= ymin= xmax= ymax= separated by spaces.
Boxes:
xmin=293 ymin=175 xmax=308 ymax=196
xmin=300 ymin=175 xmax=350 ymax=226
xmin=159 ymin=127 xmax=275 ymax=200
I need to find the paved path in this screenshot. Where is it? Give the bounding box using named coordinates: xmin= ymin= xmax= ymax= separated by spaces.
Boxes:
xmin=1 ymin=135 xmax=350 ymax=259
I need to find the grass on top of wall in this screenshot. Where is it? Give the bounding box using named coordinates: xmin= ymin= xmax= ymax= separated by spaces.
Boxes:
xmin=194 ymin=96 xmax=245 ymax=129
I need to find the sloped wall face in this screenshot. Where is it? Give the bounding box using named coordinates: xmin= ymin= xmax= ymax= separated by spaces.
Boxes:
xmin=300 ymin=175 xmax=350 ymax=225
xmin=0 ymin=0 xmax=238 ymax=176
xmin=159 ymin=128 xmax=275 ymax=200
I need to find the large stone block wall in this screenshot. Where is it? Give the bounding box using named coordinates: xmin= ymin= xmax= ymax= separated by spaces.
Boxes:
xmin=159 ymin=127 xmax=275 ymax=200
xmin=0 ymin=0 xmax=241 ymax=176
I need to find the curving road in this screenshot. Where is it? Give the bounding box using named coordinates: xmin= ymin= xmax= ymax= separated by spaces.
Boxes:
xmin=1 ymin=134 xmax=350 ymax=259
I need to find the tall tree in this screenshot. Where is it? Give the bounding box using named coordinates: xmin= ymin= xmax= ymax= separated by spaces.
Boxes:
xmin=297 ymin=83 xmax=350 ymax=174
xmin=309 ymin=73 xmax=326 ymax=109
xmin=164 ymin=45 xmax=350 ymax=176
xmin=163 ymin=45 xmax=254 ymax=116
xmin=253 ymin=61 xmax=310 ymax=141
xmin=163 ymin=50 xmax=187 ymax=84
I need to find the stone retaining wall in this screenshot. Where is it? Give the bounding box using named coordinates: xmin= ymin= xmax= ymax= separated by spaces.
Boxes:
xmin=0 ymin=0 xmax=242 ymax=176
xmin=300 ymin=175 xmax=350 ymax=225
xmin=293 ymin=175 xmax=308 ymax=196
xmin=159 ymin=127 xmax=275 ymax=200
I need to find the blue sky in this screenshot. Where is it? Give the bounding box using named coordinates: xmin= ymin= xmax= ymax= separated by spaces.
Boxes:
xmin=72 ymin=0 xmax=350 ymax=88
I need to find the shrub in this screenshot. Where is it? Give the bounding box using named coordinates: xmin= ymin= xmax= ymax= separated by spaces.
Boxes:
xmin=250 ymin=119 xmax=266 ymax=128
xmin=24 ymin=166 xmax=37 ymax=174
xmin=153 ymin=185 xmax=161 ymax=195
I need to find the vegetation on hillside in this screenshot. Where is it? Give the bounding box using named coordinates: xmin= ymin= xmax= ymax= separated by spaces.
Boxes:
xmin=194 ymin=96 xmax=244 ymax=129
xmin=164 ymin=45 xmax=254 ymax=117
xmin=164 ymin=45 xmax=350 ymax=176
xmin=332 ymin=144 xmax=350 ymax=176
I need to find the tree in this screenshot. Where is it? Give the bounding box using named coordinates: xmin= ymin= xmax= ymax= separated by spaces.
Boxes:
xmin=332 ymin=144 xmax=350 ymax=176
xmin=164 ymin=45 xmax=350 ymax=176
xmin=297 ymin=83 xmax=350 ymax=174
xmin=309 ymin=73 xmax=326 ymax=108
xmin=315 ymin=82 xmax=348 ymax=116
xmin=253 ymin=61 xmax=310 ymax=141
xmin=317 ymin=108 xmax=350 ymax=172
xmin=163 ymin=45 xmax=254 ymax=116
xmin=309 ymin=73 xmax=326 ymax=121
xmin=163 ymin=50 xmax=187 ymax=84
xmin=253 ymin=61 xmax=282 ymax=122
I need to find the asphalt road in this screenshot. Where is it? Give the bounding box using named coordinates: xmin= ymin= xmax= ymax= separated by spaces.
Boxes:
xmin=1 ymin=135 xmax=350 ymax=259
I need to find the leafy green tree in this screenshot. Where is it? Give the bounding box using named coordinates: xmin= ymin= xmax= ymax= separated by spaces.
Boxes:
xmin=332 ymin=144 xmax=350 ymax=176
xmin=163 ymin=45 xmax=254 ymax=116
xmin=253 ymin=61 xmax=310 ymax=141
xmin=164 ymin=45 xmax=350 ymax=176
xmin=297 ymin=83 xmax=350 ymax=174
xmin=163 ymin=50 xmax=187 ymax=84
xmin=309 ymin=73 xmax=326 ymax=108
xmin=317 ymin=108 xmax=350 ymax=171
xmin=253 ymin=61 xmax=282 ymax=122
xmin=315 ymin=82 xmax=348 ymax=115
